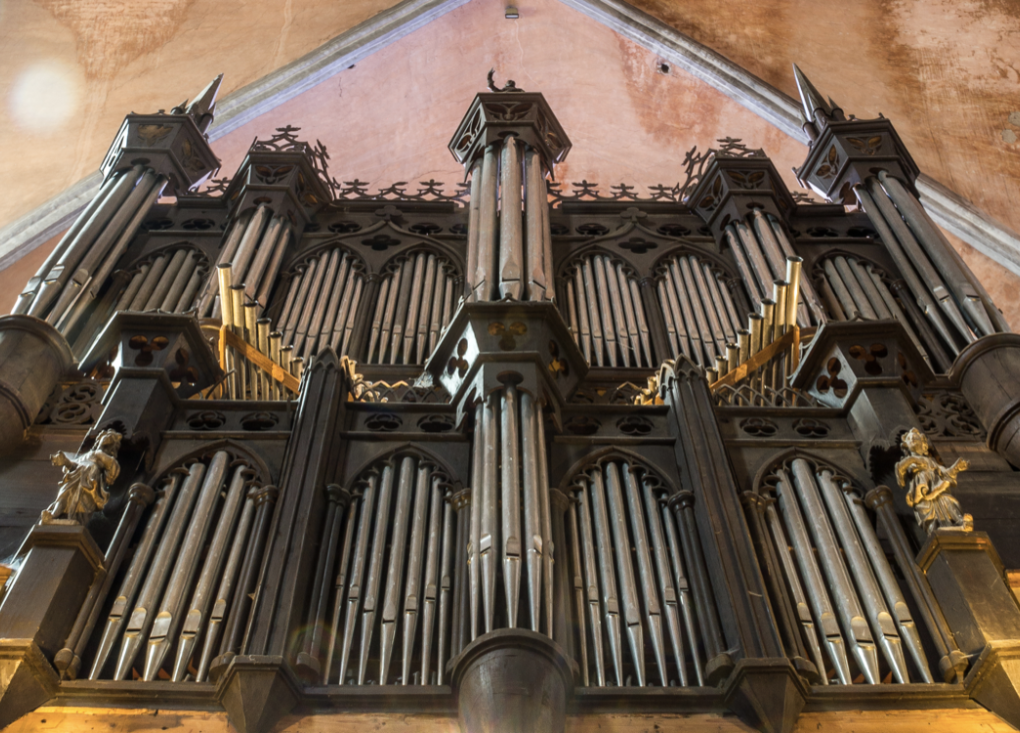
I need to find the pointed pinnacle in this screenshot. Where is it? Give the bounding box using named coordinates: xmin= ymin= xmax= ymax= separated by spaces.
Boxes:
xmin=186 ymin=73 xmax=224 ymax=132
xmin=792 ymin=64 xmax=832 ymax=123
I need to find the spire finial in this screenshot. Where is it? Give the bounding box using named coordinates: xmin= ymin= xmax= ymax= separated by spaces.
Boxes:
xmin=185 ymin=73 xmax=224 ymax=133
xmin=792 ymin=64 xmax=832 ymax=125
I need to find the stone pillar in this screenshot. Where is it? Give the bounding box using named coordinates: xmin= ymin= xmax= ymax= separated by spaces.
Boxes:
xmin=0 ymin=524 xmax=104 ymax=728
xmin=0 ymin=315 xmax=74 ymax=449
xmin=918 ymin=530 xmax=1020 ymax=729
xmin=449 ymin=628 xmax=574 ymax=733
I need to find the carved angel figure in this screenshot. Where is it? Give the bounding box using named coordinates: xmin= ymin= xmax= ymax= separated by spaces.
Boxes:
xmin=895 ymin=427 xmax=972 ymax=535
xmin=41 ymin=430 xmax=122 ymax=525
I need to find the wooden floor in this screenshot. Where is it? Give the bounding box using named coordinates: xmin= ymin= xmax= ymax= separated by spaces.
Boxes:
xmin=6 ymin=707 xmax=1015 ymax=732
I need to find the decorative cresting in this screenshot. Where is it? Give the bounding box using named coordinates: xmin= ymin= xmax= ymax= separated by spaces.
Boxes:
xmin=114 ymin=244 xmax=211 ymax=315
xmin=450 ymin=73 xmax=570 ymax=303
xmin=560 ymin=251 xmax=654 ymax=368
xmin=58 ymin=449 xmax=277 ymax=683
xmin=568 ymin=457 xmax=709 ymax=688
xmin=748 ymin=455 xmax=943 ymax=686
xmin=809 ymin=252 xmax=949 ymax=371
xmin=791 ymin=65 xmax=1009 ymax=352
xmin=366 ymin=250 xmax=459 ymax=365
xmin=297 ymin=453 xmax=454 ymax=686
xmin=14 ymin=76 xmax=222 ymax=338
xmin=275 ymin=245 xmax=367 ymax=361
xmin=655 ymin=250 xmax=746 ymax=369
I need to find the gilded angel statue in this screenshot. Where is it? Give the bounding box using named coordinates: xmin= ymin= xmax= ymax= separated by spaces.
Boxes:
xmin=895 ymin=427 xmax=972 ymax=535
xmin=41 ymin=430 xmax=122 ymax=525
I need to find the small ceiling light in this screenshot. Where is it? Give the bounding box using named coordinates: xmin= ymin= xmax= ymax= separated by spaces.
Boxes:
xmin=505 ymin=4 xmax=519 ymax=18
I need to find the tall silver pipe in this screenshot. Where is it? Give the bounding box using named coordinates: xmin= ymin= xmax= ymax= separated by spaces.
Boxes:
xmin=420 ymin=476 xmax=444 ymax=684
xmin=294 ymin=252 xmax=330 ymax=357
xmin=339 ymin=473 xmax=377 ymax=685
xmin=16 ymin=170 xmax=124 ymax=315
xmin=658 ymin=279 xmax=682 ymax=358
xmin=469 ymin=402 xmax=484 ymax=641
xmin=789 ymin=461 xmax=879 ymax=683
xmin=317 ymin=254 xmax=350 ymax=355
xmin=197 ymin=487 xmax=257 ymax=682
xmin=846 ymin=489 xmax=933 ymax=683
xmin=588 ymin=469 xmax=624 ymax=686
xmin=481 ymin=393 xmax=499 ymax=634
xmin=576 ymin=486 xmax=604 ymax=686
xmin=116 ymin=264 xmax=150 ymax=312
xmin=865 ymin=177 xmax=973 ymax=342
xmin=879 ymin=172 xmax=998 ymax=336
xmin=568 ymin=497 xmax=590 ymax=686
xmin=763 ymin=496 xmax=828 ymax=684
xmin=114 ymin=463 xmax=207 ymax=680
xmin=768 ymin=217 xmax=827 ymax=325
xmin=733 ymin=221 xmax=774 ymax=298
xmin=175 ymin=264 xmax=205 ymax=314
xmin=399 ymin=462 xmax=432 ymax=685
xmin=338 ymin=277 xmax=363 ymax=357
xmin=833 ymin=256 xmax=877 ymax=319
xmin=466 ymin=159 xmax=482 ymax=296
xmin=703 ymin=263 xmax=741 ymax=342
xmin=630 ymin=279 xmax=654 ymax=366
xmin=660 ymin=503 xmax=702 ymax=686
xmin=324 ymin=491 xmax=359 ymax=684
xmin=679 ymin=257 xmax=720 ymax=363
xmin=436 ymin=493 xmax=455 ymax=684
xmin=499 ymin=136 xmax=523 ymax=300
xmin=565 ymin=278 xmax=581 ymax=346
xmin=594 ymin=256 xmax=619 ymax=367
xmin=524 ymin=147 xmax=547 ymax=301
xmin=854 ymin=184 xmax=957 ymax=349
xmin=540 ymin=164 xmax=554 ymax=303
xmin=90 ymin=478 xmax=177 ymax=680
xmin=535 ymin=404 xmax=554 ymax=638
xmin=520 ymin=391 xmax=543 ymax=633
xmin=427 ymin=260 xmax=446 ymax=356
xmin=603 ymin=258 xmax=631 ymax=366
xmin=378 ymin=261 xmax=406 ymax=362
xmin=283 ymin=260 xmax=316 ymax=346
xmin=416 ymin=255 xmax=437 ymax=362
xmin=815 ymin=469 xmax=909 ymax=683
xmin=822 ymin=259 xmax=859 ymax=319
xmin=379 ymin=458 xmax=417 ymax=678
xmin=128 ymin=254 xmax=168 ymax=311
xmin=358 ymin=462 xmax=396 ymax=684
xmin=244 ymin=216 xmax=285 ymax=302
xmin=303 ymin=249 xmax=340 ymax=359
xmin=54 ymin=171 xmax=166 ymax=330
xmin=401 ymin=253 xmax=427 ymax=364
xmin=199 ymin=210 xmax=254 ymax=317
xmin=144 ymin=249 xmax=188 ymax=312
xmin=476 ymin=144 xmax=499 ymax=301
xmin=725 ymin=227 xmax=763 ymax=311
xmin=160 ymin=251 xmax=198 ymax=313
xmin=230 ymin=205 xmax=270 ymax=288
xmin=31 ymin=166 xmax=144 ymax=319
xmin=848 ymin=258 xmax=891 ymax=319
xmin=573 ymin=268 xmax=593 ymax=363
xmin=143 ymin=453 xmax=229 ymax=681
xmin=276 ymin=267 xmax=305 ymax=342
xmin=616 ymin=264 xmax=642 ymax=366
xmin=775 ymin=468 xmax=852 ymax=684
xmin=620 ymin=465 xmax=663 ymax=686
xmin=670 ymin=259 xmax=707 ymax=364
xmin=171 ymin=463 xmax=249 ymax=681
xmin=581 ymin=260 xmax=604 ymax=366
xmin=501 ymin=385 xmax=522 ymax=629
xmin=690 ymin=256 xmax=730 ymax=352
xmin=254 ymin=224 xmax=292 ymax=311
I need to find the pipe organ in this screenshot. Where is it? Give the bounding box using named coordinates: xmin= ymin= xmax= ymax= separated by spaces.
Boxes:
xmin=4 ymin=67 xmax=1020 ymax=733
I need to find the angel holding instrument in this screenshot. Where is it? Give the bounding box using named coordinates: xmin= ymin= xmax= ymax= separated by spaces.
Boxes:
xmin=895 ymin=428 xmax=972 ymax=535
xmin=40 ymin=429 xmax=122 ymax=526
